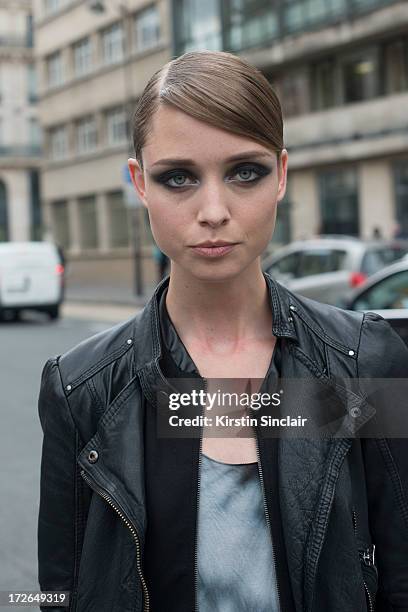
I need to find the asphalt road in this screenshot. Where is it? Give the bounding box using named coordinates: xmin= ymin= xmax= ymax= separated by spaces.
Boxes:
xmin=0 ymin=304 xmax=139 ymax=611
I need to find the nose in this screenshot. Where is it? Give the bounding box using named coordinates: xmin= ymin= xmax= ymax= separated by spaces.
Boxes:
xmin=196 ymin=180 xmax=231 ymax=228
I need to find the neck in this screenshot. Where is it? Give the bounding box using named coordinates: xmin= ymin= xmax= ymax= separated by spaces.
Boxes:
xmin=165 ymin=260 xmax=272 ymax=354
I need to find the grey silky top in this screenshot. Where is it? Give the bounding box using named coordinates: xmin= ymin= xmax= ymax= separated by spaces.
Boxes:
xmin=197 ymin=453 xmax=280 ymax=612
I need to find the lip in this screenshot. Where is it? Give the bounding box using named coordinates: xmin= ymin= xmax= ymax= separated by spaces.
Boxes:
xmin=190 ymin=243 xmax=239 ymax=258
xmin=193 ymin=241 xmax=236 ymax=247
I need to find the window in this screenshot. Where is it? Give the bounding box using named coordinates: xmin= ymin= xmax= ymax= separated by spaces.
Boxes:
xmin=174 ymin=0 xmax=222 ymax=54
xmin=275 ymin=69 xmax=310 ymax=117
xmin=27 ymin=63 xmax=38 ymax=103
xmin=43 ymin=0 xmax=60 ymax=14
xmin=134 ymin=4 xmax=160 ymax=51
xmin=354 ymin=270 xmax=408 ymax=311
xmin=74 ymin=37 xmax=92 ymax=77
xmin=46 ymin=51 xmax=64 ymax=88
xmin=361 ymin=247 xmax=408 ymax=276
xmin=351 ymin=0 xmax=390 ymax=13
xmin=0 ymin=180 xmax=9 ymax=242
xmin=394 ymin=160 xmax=408 ymax=238
xmin=43 ymin=0 xmax=69 ymax=15
xmin=298 ymin=249 xmax=347 ymax=276
xmin=224 ymin=0 xmax=279 ymax=51
xmin=283 ymin=0 xmax=347 ymax=34
xmin=76 ymin=117 xmax=97 ymax=155
xmin=102 ymin=22 xmax=124 ymax=65
xmin=341 ymin=50 xmax=378 ymax=103
xmin=30 ymin=170 xmax=42 ymax=241
xmin=50 ymin=125 xmax=68 ymax=160
xmin=107 ymin=191 xmax=130 ymax=247
xmin=312 ymin=58 xmax=337 ymax=110
xmin=52 ymin=200 xmax=70 ymax=249
xmin=106 ymin=108 xmax=128 ymax=146
xmin=78 ymin=195 xmax=98 ymax=249
xmin=267 ymin=252 xmax=300 ymax=279
xmin=26 ymin=13 xmax=34 ymax=47
xmin=318 ymin=168 xmax=360 ymax=236
xmin=383 ymin=38 xmax=408 ymax=94
xmin=270 ymin=189 xmax=292 ymax=247
xmin=29 ymin=118 xmax=42 ymax=148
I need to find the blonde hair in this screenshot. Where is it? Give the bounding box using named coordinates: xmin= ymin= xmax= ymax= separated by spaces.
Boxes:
xmin=132 ymin=50 xmax=284 ymax=169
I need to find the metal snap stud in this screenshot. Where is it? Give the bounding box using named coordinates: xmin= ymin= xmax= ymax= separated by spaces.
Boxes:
xmin=127 ymin=338 xmax=133 ymax=345
xmin=88 ymin=450 xmax=99 ymax=463
xmin=289 ymin=305 xmax=296 ymax=311
xmin=288 ymin=316 xmax=293 ymax=322
xmin=350 ymin=407 xmax=361 ymax=418
xmin=66 ymin=384 xmax=72 ymax=391
xmin=348 ymin=350 xmax=355 ymax=356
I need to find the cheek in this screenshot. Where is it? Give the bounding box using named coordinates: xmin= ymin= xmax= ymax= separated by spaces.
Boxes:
xmin=243 ymin=192 xmax=278 ymax=234
xmin=145 ymin=194 xmax=188 ymax=250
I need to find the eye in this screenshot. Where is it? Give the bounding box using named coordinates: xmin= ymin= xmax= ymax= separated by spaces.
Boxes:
xmin=227 ymin=163 xmax=271 ymax=184
xmin=162 ymin=171 xmax=197 ymax=189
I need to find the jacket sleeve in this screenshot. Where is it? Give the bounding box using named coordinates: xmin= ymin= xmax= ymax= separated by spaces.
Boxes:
xmin=358 ymin=312 xmax=408 ymax=612
xmin=37 ymin=357 xmax=80 ymax=611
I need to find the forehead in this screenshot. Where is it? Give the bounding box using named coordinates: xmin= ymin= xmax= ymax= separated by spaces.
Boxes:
xmin=142 ymin=104 xmax=274 ymax=165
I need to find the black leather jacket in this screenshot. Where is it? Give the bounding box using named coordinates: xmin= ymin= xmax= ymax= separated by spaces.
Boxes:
xmin=37 ymin=272 xmax=408 ymax=612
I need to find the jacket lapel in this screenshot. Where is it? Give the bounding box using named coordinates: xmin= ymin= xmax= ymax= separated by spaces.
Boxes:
xmin=77 ymin=377 xmax=147 ymax=539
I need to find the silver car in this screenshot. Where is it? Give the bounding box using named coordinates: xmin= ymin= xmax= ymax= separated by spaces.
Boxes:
xmin=343 ymin=256 xmax=408 ymax=346
xmin=262 ymin=236 xmax=408 ymax=305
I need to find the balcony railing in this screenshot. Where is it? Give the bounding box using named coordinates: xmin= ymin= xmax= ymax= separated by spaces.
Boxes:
xmin=0 ymin=145 xmax=42 ymax=157
xmin=0 ymin=35 xmax=33 ymax=49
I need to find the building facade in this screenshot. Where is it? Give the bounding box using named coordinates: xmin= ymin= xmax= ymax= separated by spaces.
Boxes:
xmin=33 ymin=0 xmax=408 ymax=292
xmin=33 ymin=0 xmax=172 ymax=292
xmin=0 ymin=0 xmax=41 ymax=243
xmin=173 ymin=0 xmax=408 ymax=244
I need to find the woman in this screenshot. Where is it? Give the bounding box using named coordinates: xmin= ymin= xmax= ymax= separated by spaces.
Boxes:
xmin=38 ymin=50 xmax=408 ymax=612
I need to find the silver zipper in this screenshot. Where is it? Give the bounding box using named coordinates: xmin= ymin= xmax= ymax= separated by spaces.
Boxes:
xmin=352 ymin=509 xmax=374 ymax=612
xmin=80 ymin=469 xmax=150 ymax=612
xmin=251 ymin=409 xmax=282 ymax=612
xmin=194 ymin=376 xmax=207 ymax=612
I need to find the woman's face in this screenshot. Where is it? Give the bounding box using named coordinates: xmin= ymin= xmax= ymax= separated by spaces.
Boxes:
xmin=128 ymin=104 xmax=288 ymax=282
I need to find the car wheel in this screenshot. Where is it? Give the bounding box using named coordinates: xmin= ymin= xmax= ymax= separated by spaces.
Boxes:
xmin=48 ymin=305 xmax=60 ymax=320
xmin=0 ymin=308 xmax=19 ymax=322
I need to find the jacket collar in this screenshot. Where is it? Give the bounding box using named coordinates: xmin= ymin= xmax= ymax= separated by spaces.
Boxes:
xmin=134 ymin=270 xmax=298 ymax=373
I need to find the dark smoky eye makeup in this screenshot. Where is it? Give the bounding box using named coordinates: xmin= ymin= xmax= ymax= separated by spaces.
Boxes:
xmin=149 ymin=161 xmax=273 ymax=187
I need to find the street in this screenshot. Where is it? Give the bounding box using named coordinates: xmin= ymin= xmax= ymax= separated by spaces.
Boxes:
xmin=0 ymin=303 xmax=141 ymax=611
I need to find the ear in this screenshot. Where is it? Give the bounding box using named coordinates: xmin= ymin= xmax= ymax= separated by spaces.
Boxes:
xmin=276 ymin=149 xmax=288 ymax=203
xmin=128 ymin=158 xmax=148 ymax=208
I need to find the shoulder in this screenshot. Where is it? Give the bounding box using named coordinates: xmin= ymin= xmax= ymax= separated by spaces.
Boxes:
xmin=273 ymin=279 xmax=408 ymax=376
xmin=53 ymin=301 xmax=154 ymax=395
xmin=273 ymin=279 xmax=363 ymax=351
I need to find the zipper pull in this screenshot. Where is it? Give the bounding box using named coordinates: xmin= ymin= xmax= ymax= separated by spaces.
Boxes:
xmin=359 ymin=545 xmax=376 ymax=568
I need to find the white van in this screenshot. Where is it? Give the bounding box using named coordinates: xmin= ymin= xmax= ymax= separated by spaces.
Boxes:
xmin=0 ymin=241 xmax=64 ymax=320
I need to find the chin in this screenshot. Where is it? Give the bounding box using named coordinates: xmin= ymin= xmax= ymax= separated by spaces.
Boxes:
xmin=181 ymin=261 xmax=251 ymax=283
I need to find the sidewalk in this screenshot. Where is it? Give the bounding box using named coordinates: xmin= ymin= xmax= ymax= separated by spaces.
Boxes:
xmin=65 ymin=280 xmax=158 ymax=308
xmin=63 ymin=282 xmax=159 ymax=322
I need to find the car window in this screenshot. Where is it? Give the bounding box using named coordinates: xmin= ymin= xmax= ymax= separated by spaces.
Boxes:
xmin=361 ymin=246 xmax=408 ymax=275
xmin=297 ymin=249 xmax=347 ymax=277
xmin=268 ymin=252 xmax=299 ymax=278
xmin=353 ymin=270 xmax=408 ymax=310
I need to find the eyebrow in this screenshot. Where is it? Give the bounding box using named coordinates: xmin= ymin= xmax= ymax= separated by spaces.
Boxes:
xmin=150 ymin=150 xmax=274 ymax=168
